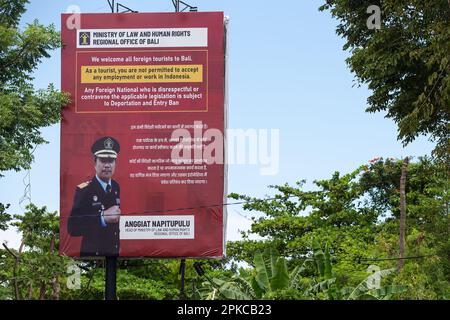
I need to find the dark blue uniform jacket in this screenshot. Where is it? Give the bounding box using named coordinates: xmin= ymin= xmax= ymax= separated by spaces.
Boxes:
xmin=68 ymin=177 xmax=120 ymax=257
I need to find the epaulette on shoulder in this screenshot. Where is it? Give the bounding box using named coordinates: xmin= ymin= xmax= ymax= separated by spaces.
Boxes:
xmin=77 ymin=181 xmax=90 ymax=189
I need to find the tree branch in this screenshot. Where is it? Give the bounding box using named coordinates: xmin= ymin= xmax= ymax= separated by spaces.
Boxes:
xmin=2 ymin=242 xmax=18 ymax=259
xmin=2 ymin=242 xmax=20 ymax=300
xmin=397 ymin=157 xmax=409 ymax=271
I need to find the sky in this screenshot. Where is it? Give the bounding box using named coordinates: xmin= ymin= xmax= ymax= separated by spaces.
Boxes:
xmin=0 ymin=0 xmax=434 ymax=248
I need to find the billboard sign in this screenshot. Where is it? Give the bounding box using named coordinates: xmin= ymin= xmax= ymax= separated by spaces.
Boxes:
xmin=60 ymin=12 xmax=227 ymax=258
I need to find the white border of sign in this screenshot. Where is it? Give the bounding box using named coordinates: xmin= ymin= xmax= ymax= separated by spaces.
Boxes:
xmin=77 ymin=28 xmax=208 ymax=48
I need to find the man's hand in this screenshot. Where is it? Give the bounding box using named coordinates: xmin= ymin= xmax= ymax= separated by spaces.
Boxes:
xmin=103 ymin=205 xmax=121 ymax=224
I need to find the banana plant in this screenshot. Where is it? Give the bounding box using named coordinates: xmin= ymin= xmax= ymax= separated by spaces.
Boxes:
xmin=195 ymin=243 xmax=406 ymax=300
xmin=304 ymin=240 xmax=340 ymax=299
xmin=251 ymin=248 xmax=290 ymax=297
xmin=196 ymin=248 xmax=301 ymax=300
xmin=343 ymin=268 xmax=407 ymax=300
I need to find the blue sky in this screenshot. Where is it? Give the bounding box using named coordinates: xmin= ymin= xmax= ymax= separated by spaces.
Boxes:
xmin=0 ymin=0 xmax=434 ymax=247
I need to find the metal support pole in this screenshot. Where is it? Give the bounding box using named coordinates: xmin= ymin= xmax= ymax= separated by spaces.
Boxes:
xmin=108 ymin=0 xmax=115 ymax=13
xmin=105 ymin=257 xmax=117 ymax=300
xmin=179 ymin=258 xmax=186 ymax=299
xmin=175 ymin=1 xmax=197 ymax=13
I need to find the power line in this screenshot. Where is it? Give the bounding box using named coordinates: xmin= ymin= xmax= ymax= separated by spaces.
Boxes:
xmin=230 ymin=208 xmax=254 ymax=222
xmin=19 ymin=145 xmax=38 ymax=210
xmin=18 ymin=170 xmax=31 ymax=208
xmin=356 ymin=254 xmax=438 ymax=262
xmin=60 ymin=195 xmax=300 ymax=219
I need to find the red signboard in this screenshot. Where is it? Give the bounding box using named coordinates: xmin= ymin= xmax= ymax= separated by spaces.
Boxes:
xmin=59 ymin=12 xmax=226 ymax=258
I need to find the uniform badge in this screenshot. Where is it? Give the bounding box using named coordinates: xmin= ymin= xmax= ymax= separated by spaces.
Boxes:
xmin=104 ymin=138 xmax=114 ymax=150
xmin=93 ymin=195 xmax=98 ymax=201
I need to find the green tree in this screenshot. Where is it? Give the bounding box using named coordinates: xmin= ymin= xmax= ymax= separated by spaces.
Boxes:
xmin=319 ymin=1 xmax=450 ymax=159
xmin=0 ymin=0 xmax=69 ymax=177
xmin=197 ymin=245 xmax=405 ymax=300
xmin=63 ymin=267 xmax=180 ymax=300
xmin=195 ymin=248 xmax=307 ymax=300
xmin=228 ymin=166 xmax=380 ymax=282
xmin=227 ymin=157 xmax=449 ymax=299
xmin=359 ymin=157 xmax=450 ymax=298
xmin=1 ymin=204 xmax=188 ymax=300
xmin=0 ymin=1 xmax=69 ymax=298
xmin=0 ymin=203 xmax=11 ymax=230
xmin=2 ymin=204 xmax=69 ymax=300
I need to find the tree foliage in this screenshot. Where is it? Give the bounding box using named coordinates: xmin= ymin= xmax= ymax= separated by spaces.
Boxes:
xmin=0 ymin=204 xmax=190 ymax=300
xmin=319 ymin=1 xmax=450 ymax=159
xmin=0 ymin=2 xmax=70 ymax=293
xmin=1 ymin=204 xmax=68 ymax=300
xmin=0 ymin=203 xmax=11 ymax=231
xmin=196 ymin=245 xmax=406 ymax=300
xmin=0 ymin=158 xmax=447 ymax=299
xmin=227 ymin=157 xmax=449 ymax=299
xmin=0 ymin=0 xmax=69 ymax=177
xmin=0 ymin=1 xmax=448 ymax=301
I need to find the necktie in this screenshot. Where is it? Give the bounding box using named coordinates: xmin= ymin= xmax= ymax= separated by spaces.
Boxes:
xmin=106 ymin=184 xmax=111 ymax=193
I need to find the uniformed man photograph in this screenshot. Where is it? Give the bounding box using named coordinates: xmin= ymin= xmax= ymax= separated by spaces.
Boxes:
xmin=68 ymin=136 xmax=121 ymax=257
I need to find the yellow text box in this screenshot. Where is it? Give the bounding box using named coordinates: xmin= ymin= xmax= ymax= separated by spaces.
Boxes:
xmin=81 ymin=65 xmax=203 ymax=83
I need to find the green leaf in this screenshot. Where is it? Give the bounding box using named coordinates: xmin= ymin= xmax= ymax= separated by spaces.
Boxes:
xmin=324 ymin=243 xmax=332 ymax=280
xmin=270 ymin=257 xmax=289 ymax=291
xmin=253 ymin=252 xmax=270 ymax=293
xmin=251 ymin=276 xmax=264 ymax=299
